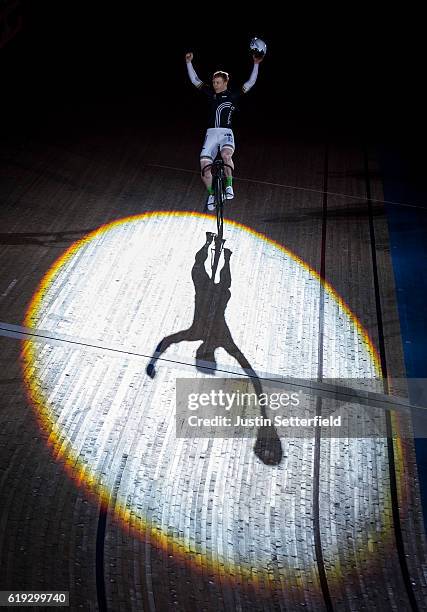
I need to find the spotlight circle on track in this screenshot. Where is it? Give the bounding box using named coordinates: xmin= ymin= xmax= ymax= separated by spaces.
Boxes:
xmin=22 ymin=211 xmax=398 ymax=591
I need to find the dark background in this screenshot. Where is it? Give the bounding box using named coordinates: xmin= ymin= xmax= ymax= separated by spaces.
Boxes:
xmin=1 ymin=1 xmax=427 ymax=598
xmin=1 ymin=2 xmax=425 ymax=150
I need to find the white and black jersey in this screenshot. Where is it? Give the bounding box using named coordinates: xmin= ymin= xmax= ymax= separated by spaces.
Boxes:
xmin=186 ymin=61 xmax=259 ymax=129
xmin=198 ymin=86 xmax=240 ymax=129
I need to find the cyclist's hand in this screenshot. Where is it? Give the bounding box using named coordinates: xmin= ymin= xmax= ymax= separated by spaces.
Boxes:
xmin=253 ymin=53 xmax=263 ymax=64
xmin=185 ymin=52 xmax=194 ymax=63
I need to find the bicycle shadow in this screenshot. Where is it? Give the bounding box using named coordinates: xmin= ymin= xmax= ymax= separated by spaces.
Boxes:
xmin=146 ymin=233 xmax=283 ymax=466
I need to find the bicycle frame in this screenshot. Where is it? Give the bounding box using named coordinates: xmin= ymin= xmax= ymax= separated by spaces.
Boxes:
xmin=201 ymin=155 xmax=233 ymax=230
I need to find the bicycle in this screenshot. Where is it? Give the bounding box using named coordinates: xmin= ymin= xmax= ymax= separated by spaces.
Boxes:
xmin=201 ymin=148 xmax=233 ymax=280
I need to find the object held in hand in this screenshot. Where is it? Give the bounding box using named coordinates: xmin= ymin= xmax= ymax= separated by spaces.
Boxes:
xmin=249 ymin=37 xmax=267 ymax=58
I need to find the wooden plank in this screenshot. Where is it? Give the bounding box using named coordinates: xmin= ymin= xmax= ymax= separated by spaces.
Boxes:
xmin=0 ymin=124 xmax=426 ymax=611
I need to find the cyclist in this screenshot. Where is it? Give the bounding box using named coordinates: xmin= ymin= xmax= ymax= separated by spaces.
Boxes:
xmin=185 ymin=51 xmax=264 ymax=211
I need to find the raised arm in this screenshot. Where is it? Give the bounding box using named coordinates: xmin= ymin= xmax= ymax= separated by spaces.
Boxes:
xmin=242 ymin=54 xmax=263 ymax=94
xmin=185 ymin=52 xmax=204 ymax=89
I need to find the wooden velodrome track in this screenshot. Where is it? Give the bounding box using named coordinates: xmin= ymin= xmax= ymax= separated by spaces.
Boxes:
xmin=1 ymin=110 xmax=427 ymax=612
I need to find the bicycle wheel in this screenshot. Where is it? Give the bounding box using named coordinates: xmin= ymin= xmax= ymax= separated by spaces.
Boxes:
xmin=215 ymin=174 xmax=225 ymax=241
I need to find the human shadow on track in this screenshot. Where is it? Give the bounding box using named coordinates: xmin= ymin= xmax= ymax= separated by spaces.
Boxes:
xmin=146 ymin=232 xmax=283 ymax=466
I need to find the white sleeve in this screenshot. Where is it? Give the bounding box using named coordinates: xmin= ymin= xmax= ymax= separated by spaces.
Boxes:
xmin=186 ymin=61 xmax=203 ymax=88
xmin=242 ymin=63 xmax=259 ymax=93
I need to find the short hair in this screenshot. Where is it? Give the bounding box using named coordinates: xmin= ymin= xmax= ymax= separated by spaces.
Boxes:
xmin=212 ymin=70 xmax=229 ymax=81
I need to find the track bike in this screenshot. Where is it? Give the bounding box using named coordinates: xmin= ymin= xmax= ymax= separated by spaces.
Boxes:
xmin=202 ymin=149 xmax=233 ymax=280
